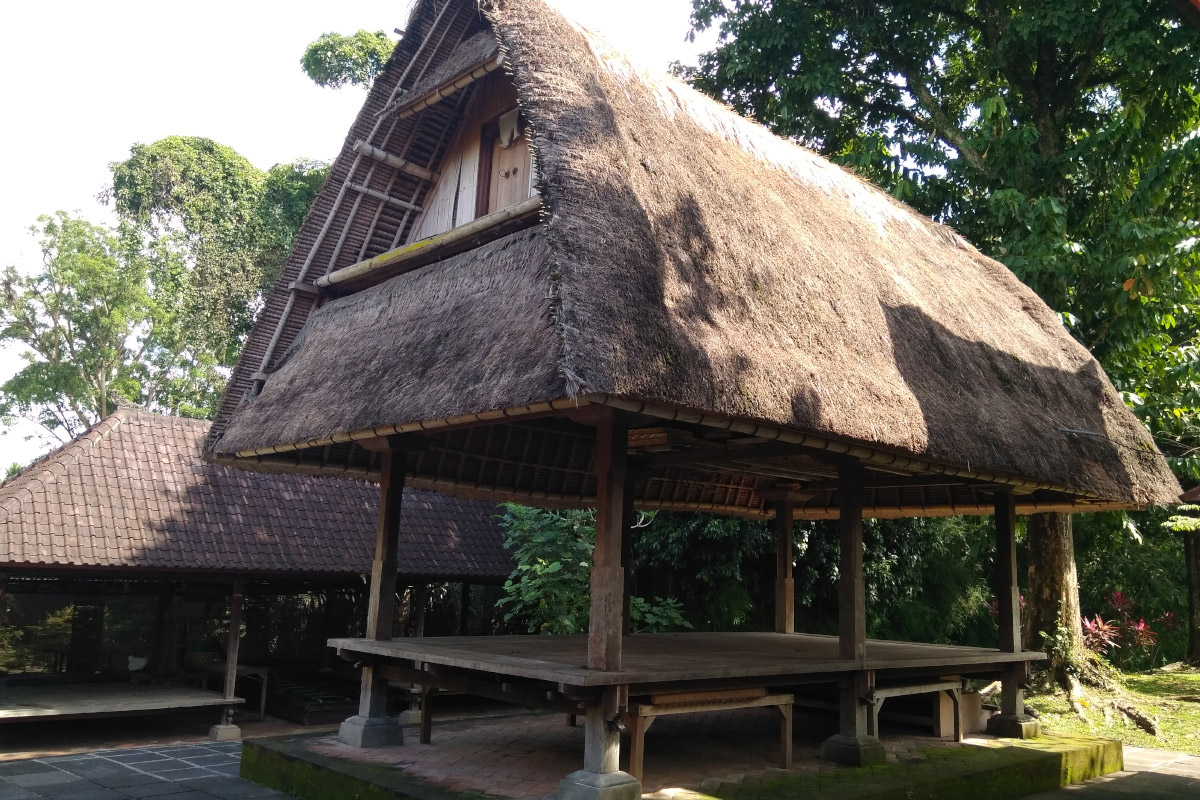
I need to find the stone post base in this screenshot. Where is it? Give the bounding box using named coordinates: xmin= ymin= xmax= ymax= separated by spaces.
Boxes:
xmin=338 ymin=715 xmax=403 ymax=748
xmin=557 ymin=770 xmax=641 ymax=800
xmin=208 ymin=724 xmax=241 ymax=742
xmin=820 ymin=734 xmax=886 ymax=767
xmin=986 ymin=713 xmax=1041 ymax=739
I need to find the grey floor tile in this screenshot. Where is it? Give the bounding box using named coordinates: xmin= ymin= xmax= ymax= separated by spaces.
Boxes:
xmin=141 ymin=769 xmax=213 ymax=781
xmin=0 ymin=763 xmax=56 ymax=778
xmin=35 ymin=780 xmax=123 ymax=800
xmin=175 ymin=757 xmax=235 ymax=769
xmin=8 ymin=771 xmax=78 ymax=788
xmin=121 ymin=783 xmax=196 ymax=798
xmin=0 ymin=784 xmax=37 ymax=800
xmin=90 ymin=771 xmax=164 ymax=789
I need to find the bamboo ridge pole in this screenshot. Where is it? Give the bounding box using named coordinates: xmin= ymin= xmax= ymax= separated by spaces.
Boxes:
xmin=317 ymin=197 xmax=542 ymax=290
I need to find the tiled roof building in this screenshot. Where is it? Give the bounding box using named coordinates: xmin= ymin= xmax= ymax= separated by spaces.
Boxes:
xmin=0 ymin=409 xmax=511 ymax=582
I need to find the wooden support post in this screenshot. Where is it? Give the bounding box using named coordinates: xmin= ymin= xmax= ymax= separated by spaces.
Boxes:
xmin=209 ymin=577 xmax=244 ymax=741
xmin=987 ymin=491 xmax=1039 ymax=738
xmin=223 ymin=577 xmax=244 ymax=702
xmin=622 ymin=482 xmax=635 ymax=636
xmin=458 ymin=583 xmax=471 ymax=636
xmin=565 ymin=408 xmax=639 ymax=796
xmin=589 ymin=411 xmax=626 ymax=674
xmin=820 ymin=462 xmax=885 ymax=766
xmin=412 ymin=583 xmax=428 ymax=638
xmin=339 ymin=445 xmax=407 ymax=748
xmin=419 ymin=686 xmax=435 ymax=744
xmin=774 ymin=500 xmax=795 ymax=634
xmin=838 ymin=462 xmax=866 ymax=660
xmin=152 ymin=582 xmax=172 ymax=676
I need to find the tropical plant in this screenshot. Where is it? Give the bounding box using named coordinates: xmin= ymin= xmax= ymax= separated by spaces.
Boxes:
xmin=301 ymin=30 xmax=393 ymax=89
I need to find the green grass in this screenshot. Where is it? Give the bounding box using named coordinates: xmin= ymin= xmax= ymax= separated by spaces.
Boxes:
xmin=1026 ymin=668 xmax=1200 ymax=756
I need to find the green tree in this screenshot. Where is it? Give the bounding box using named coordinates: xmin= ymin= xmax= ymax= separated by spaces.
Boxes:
xmin=301 ymin=30 xmax=393 ymax=89
xmin=496 ymin=505 xmax=690 ymax=634
xmin=105 ymin=137 xmax=327 ymax=364
xmin=688 ymin=0 xmax=1200 ymax=683
xmin=0 ymin=213 xmax=223 ymax=442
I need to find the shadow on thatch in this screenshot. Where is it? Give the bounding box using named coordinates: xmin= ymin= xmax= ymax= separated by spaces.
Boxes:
xmin=882 ymin=303 xmax=1136 ymax=500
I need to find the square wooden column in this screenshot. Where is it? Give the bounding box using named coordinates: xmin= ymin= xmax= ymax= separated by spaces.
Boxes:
xmin=821 ymin=461 xmax=884 ymax=766
xmin=561 ymin=410 xmax=641 ymax=800
xmin=987 ymin=491 xmax=1039 ymax=738
xmin=339 ymin=445 xmax=407 ymax=748
xmin=774 ymin=500 xmax=795 ymax=634
xmin=209 ymin=576 xmax=244 ymax=741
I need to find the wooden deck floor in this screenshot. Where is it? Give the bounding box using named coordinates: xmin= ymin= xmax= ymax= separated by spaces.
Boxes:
xmin=0 ymin=684 xmax=241 ymax=722
xmin=330 ymin=632 xmax=1043 ymax=687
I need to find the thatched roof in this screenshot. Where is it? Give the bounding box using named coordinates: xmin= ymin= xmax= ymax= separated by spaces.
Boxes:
xmin=205 ymin=0 xmax=1179 ymax=518
xmin=2 ymin=410 xmax=511 ymax=581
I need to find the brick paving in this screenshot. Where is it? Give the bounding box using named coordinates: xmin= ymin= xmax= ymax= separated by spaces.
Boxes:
xmin=0 ymin=742 xmax=296 ymax=800
xmin=308 ymin=708 xmax=963 ymax=800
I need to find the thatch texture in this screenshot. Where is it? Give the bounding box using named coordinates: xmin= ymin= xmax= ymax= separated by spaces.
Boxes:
xmin=381 ymin=30 xmax=501 ymax=118
xmin=207 ymin=0 xmax=1179 ymax=514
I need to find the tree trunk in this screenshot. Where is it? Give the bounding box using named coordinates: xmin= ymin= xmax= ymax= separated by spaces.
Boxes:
xmin=1186 ymin=531 xmax=1200 ymax=663
xmin=1025 ymin=512 xmax=1083 ymax=654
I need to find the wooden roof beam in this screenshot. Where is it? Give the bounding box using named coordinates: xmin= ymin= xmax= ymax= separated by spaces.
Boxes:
xmin=635 ymin=442 xmax=852 ymax=470
xmin=352 ymin=140 xmax=439 ymax=182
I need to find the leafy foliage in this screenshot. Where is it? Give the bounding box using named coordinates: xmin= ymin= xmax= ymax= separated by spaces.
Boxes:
xmin=1 ymin=213 xmax=223 ymax=441
xmin=105 ymin=136 xmax=328 ymax=364
xmin=496 ymin=505 xmax=691 ymax=634
xmin=301 ymin=30 xmax=393 ymax=89
xmin=687 ymin=0 xmax=1200 ymax=477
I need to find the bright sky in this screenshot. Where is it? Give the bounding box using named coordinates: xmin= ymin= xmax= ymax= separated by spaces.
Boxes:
xmin=0 ymin=0 xmax=717 ymax=468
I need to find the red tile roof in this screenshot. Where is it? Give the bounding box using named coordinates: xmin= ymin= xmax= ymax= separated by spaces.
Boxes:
xmin=0 ymin=410 xmax=512 ymax=580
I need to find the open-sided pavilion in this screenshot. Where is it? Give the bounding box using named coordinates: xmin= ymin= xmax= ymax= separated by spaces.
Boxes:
xmin=1 ymin=409 xmax=509 ymax=737
xmin=205 ymin=0 xmax=1181 ymax=795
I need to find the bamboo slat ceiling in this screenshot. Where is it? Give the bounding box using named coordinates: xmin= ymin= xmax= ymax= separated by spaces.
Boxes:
xmin=205 ymin=0 xmax=1181 ymax=519
xmin=1 ymin=410 xmax=511 ymax=581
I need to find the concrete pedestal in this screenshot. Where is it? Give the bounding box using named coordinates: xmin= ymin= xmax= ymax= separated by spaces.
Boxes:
xmin=208 ymin=724 xmax=241 ymax=742
xmin=986 ymin=713 xmax=1040 ymax=739
xmin=820 ymin=734 xmax=886 ymax=767
xmin=557 ymin=770 xmax=641 ymax=800
xmin=338 ymin=715 xmax=403 ymax=748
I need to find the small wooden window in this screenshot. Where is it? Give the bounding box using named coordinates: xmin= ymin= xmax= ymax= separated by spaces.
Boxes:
xmin=476 ymin=107 xmax=532 ymax=218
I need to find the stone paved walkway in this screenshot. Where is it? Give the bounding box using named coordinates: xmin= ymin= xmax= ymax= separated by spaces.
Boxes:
xmin=1026 ymin=746 xmax=1200 ymax=798
xmin=0 ymin=742 xmax=296 ymax=800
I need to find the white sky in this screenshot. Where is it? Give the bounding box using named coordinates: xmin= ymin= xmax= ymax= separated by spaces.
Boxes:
xmin=0 ymin=0 xmax=717 ymax=468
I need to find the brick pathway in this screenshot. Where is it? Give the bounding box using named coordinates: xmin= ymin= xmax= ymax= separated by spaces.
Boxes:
xmin=1025 ymin=746 xmax=1200 ymax=798
xmin=308 ymin=708 xmax=962 ymax=800
xmin=0 ymin=742 xmax=296 ymax=800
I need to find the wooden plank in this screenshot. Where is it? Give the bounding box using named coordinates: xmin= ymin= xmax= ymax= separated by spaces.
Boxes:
xmin=329 ymin=632 xmax=1044 ymax=687
xmin=0 ymin=685 xmax=240 ymax=722
xmin=633 ymin=693 xmax=792 ymax=717
xmin=839 ymin=462 xmax=866 ymax=660
xmin=359 ymin=446 xmax=407 ymax=720
xmin=648 ymin=687 xmax=767 ymax=705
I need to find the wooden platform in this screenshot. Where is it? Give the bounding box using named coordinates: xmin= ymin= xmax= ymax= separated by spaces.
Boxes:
xmin=330 ymin=632 xmax=1044 ymax=688
xmin=0 ymin=684 xmax=242 ymax=723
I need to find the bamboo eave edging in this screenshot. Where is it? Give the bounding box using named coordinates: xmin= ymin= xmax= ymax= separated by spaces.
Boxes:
xmin=584 ymin=393 xmax=1105 ymax=503
xmin=228 ymin=388 xmax=1126 ymax=510
xmin=316 ymin=196 xmax=543 ymax=291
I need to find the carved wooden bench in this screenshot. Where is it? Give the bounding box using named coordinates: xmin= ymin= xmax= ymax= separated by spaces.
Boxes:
xmin=620 ymin=688 xmax=794 ymax=781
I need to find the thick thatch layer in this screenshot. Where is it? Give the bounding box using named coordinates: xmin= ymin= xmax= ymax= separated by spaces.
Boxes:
xmin=217 ymin=229 xmax=563 ymax=453
xmin=381 ymin=30 xmax=500 ymax=118
xmin=208 ymin=0 xmax=1179 ymax=511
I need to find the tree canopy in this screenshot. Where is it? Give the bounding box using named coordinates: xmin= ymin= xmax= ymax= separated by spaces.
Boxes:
xmin=2 ymin=139 xmax=327 ymax=450
xmin=687 ymin=0 xmax=1200 ymax=478
xmin=301 ymin=30 xmax=393 ymax=89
